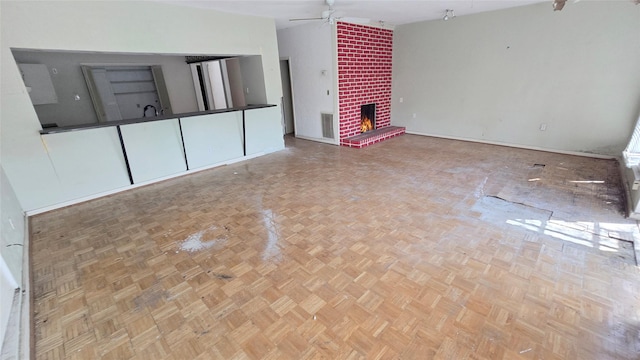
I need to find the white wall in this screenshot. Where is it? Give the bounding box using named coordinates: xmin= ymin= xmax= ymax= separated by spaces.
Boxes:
xmin=1 ymin=1 xmax=284 ymax=212
xmin=0 ymin=254 xmax=17 ymax=357
xmin=0 ymin=167 xmax=24 ymax=284
xmin=0 ymin=165 xmax=24 ymax=353
xmin=277 ymin=23 xmax=337 ymax=143
xmin=12 ymin=50 xmax=199 ymax=127
xmin=392 ymin=1 xmax=640 ymax=156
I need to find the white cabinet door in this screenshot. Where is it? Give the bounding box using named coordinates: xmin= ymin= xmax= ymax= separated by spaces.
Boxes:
xmin=42 ymin=128 xmax=131 ymax=197
xmin=180 ymin=112 xmax=243 ymax=169
xmin=120 ymin=119 xmax=187 ymax=183
xmin=245 ymin=107 xmax=285 ymax=155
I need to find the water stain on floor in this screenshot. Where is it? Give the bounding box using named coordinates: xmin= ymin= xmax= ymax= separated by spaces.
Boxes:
xmin=178 ymin=225 xmax=228 ymax=253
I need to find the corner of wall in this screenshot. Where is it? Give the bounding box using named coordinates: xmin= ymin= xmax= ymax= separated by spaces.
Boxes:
xmin=332 ymin=23 xmax=340 ymax=145
xmin=0 ymin=164 xmax=28 ymax=359
xmin=619 ymin=159 xmax=640 ymax=218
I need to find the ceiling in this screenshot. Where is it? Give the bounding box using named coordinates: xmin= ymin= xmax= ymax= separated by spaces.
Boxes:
xmin=161 ymin=0 xmax=551 ymax=29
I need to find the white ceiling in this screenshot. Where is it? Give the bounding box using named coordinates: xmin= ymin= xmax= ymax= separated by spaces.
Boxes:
xmin=161 ymin=0 xmax=551 ymax=29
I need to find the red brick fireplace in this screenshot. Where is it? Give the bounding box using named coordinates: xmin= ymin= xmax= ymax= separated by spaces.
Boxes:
xmin=337 ymin=22 xmax=405 ymax=148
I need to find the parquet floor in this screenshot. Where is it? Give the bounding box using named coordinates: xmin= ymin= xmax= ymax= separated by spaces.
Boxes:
xmin=30 ymin=135 xmax=640 ymax=359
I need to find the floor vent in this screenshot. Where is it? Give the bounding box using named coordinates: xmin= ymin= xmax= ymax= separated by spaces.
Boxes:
xmin=321 ymin=113 xmax=334 ymax=139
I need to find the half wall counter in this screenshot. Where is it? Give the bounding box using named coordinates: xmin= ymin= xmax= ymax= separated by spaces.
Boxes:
xmin=39 ymin=104 xmax=279 ymax=200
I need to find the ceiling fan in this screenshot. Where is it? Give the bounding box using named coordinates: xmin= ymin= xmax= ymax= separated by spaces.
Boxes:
xmin=289 ymin=0 xmax=370 ymax=25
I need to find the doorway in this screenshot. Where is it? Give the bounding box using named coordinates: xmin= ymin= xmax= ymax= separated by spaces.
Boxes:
xmin=82 ymin=65 xmax=172 ymax=121
xmin=279 ymin=59 xmax=295 ymax=135
xmin=189 ymin=58 xmax=247 ymax=112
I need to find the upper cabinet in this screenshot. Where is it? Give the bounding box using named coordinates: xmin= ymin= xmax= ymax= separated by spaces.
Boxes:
xmin=18 ymin=64 xmax=58 ymax=105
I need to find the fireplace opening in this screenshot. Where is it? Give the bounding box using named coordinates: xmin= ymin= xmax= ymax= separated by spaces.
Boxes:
xmin=360 ymin=103 xmax=376 ymax=133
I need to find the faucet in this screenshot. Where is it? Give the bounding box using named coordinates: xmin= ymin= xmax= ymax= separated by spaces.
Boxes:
xmin=143 ymin=104 xmax=158 ymax=117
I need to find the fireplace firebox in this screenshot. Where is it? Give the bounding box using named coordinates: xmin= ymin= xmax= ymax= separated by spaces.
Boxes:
xmin=360 ymin=103 xmax=376 ymax=133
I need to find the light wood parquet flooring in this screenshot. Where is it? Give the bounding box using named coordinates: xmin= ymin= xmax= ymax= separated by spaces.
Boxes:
xmin=30 ymin=135 xmax=640 ymax=359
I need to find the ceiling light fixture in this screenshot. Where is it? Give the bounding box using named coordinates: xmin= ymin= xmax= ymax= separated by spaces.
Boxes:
xmin=443 ymin=9 xmax=455 ymax=21
xmin=553 ymin=0 xmax=566 ymax=11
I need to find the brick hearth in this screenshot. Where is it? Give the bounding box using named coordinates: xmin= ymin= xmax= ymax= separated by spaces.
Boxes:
xmin=337 ymin=22 xmax=405 ymax=148
xmin=341 ymin=126 xmax=406 ymax=148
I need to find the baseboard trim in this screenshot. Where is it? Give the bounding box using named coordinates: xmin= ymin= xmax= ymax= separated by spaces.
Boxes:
xmin=24 ymin=217 xmax=32 ymax=360
xmin=293 ymin=135 xmax=339 ymax=146
xmin=405 ymin=131 xmax=617 ymax=160
xmin=26 ymin=153 xmax=265 ymax=216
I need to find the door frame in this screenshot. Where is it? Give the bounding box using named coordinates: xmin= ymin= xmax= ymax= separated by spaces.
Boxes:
xmin=279 ymin=57 xmax=297 ymax=136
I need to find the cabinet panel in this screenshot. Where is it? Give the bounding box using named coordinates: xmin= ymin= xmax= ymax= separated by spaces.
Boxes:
xmin=42 ymin=128 xmax=130 ymax=197
xmin=245 ymin=106 xmax=285 ymax=155
xmin=120 ymin=119 xmax=186 ymax=183
xmin=181 ymin=112 xmax=243 ymax=169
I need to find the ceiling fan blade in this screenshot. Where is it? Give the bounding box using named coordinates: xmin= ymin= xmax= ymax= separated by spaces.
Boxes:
xmin=289 ymin=17 xmax=324 ymax=22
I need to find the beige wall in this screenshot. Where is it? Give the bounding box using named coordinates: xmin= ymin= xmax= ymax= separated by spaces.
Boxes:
xmin=1 ymin=1 xmax=284 ymax=211
xmin=278 ymin=23 xmax=338 ymax=143
xmin=391 ymin=1 xmax=640 ymax=156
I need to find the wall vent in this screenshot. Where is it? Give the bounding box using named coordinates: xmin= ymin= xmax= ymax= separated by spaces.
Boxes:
xmin=321 ymin=113 xmax=334 ymax=139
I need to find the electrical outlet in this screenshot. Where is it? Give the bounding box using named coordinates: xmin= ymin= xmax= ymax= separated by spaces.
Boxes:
xmin=412 ymin=113 xmax=417 ymax=118
xmin=540 ymin=123 xmax=547 ymax=131
xmin=400 ymin=97 xmax=404 ymax=103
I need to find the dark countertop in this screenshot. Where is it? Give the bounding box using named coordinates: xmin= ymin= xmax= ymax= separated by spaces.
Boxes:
xmin=40 ymin=104 xmax=277 ymax=134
